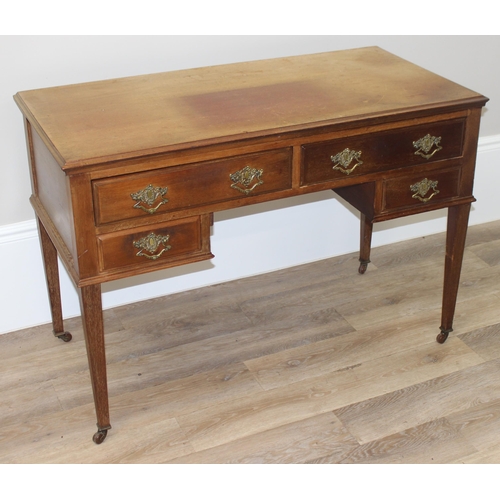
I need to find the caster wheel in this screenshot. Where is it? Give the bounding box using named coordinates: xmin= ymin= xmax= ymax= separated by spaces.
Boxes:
xmin=436 ymin=329 xmax=451 ymax=344
xmin=92 ymin=429 xmax=108 ymax=445
xmin=57 ymin=332 xmax=73 ymax=342
xmin=358 ymin=261 xmax=369 ymax=274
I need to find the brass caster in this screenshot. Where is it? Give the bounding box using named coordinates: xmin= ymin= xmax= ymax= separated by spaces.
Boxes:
xmin=436 ymin=328 xmax=452 ymax=344
xmin=56 ymin=332 xmax=73 ymax=342
xmin=358 ymin=260 xmax=370 ymax=274
xmin=92 ymin=429 xmax=108 ymax=445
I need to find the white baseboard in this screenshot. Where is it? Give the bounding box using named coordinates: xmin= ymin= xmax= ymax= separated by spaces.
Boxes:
xmin=2 ymin=134 xmax=500 ymax=335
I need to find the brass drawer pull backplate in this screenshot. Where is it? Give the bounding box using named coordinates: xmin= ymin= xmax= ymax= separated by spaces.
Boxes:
xmin=131 ymin=184 xmax=169 ymax=214
xmin=133 ymin=232 xmax=171 ymax=260
xmin=331 ymin=148 xmax=363 ymax=175
xmin=230 ymin=166 xmax=264 ymax=195
xmin=410 ymin=178 xmax=440 ymax=203
xmin=413 ymin=134 xmax=442 ymax=160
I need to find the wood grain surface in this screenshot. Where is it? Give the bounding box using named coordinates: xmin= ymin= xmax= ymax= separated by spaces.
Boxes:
xmin=14 ymin=47 xmax=486 ymax=168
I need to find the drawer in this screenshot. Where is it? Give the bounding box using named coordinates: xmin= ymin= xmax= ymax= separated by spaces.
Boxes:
xmin=93 ymin=148 xmax=292 ymax=224
xmin=97 ymin=215 xmax=212 ymax=273
xmin=382 ymin=167 xmax=461 ymax=213
xmin=301 ymin=119 xmax=465 ymax=186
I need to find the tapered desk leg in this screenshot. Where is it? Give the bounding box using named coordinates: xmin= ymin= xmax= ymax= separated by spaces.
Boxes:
xmin=358 ymin=213 xmax=373 ymax=274
xmin=78 ymin=284 xmax=111 ymax=444
xmin=437 ymin=203 xmax=471 ymax=344
xmin=37 ymin=218 xmax=72 ymax=342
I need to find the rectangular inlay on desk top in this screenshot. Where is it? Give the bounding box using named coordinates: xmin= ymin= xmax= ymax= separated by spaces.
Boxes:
xmin=14 ymin=47 xmax=486 ymax=169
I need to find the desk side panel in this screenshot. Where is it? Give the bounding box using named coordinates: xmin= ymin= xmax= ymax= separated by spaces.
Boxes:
xmin=29 ymin=123 xmax=79 ymax=276
xmin=459 ymin=107 xmax=483 ymax=198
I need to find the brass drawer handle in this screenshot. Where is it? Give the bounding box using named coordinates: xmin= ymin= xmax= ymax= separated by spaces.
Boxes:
xmin=131 ymin=184 xmax=169 ymax=214
xmin=413 ymin=134 xmax=442 ymax=160
xmin=133 ymin=232 xmax=171 ymax=260
xmin=410 ymin=178 xmax=440 ymax=203
xmin=331 ymin=148 xmax=363 ymax=175
xmin=230 ymin=166 xmax=264 ymax=195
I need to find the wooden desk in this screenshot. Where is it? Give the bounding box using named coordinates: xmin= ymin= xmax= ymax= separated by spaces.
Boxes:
xmin=14 ymin=47 xmax=488 ymax=444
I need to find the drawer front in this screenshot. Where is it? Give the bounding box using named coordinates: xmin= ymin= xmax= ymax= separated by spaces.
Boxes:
xmin=382 ymin=167 xmax=461 ymax=213
xmin=97 ymin=215 xmax=212 ymax=273
xmin=94 ymin=148 xmax=292 ymax=224
xmin=301 ymin=119 xmax=465 ymax=186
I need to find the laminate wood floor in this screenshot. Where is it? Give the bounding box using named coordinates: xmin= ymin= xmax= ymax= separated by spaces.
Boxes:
xmin=2 ymin=220 xmax=500 ymax=464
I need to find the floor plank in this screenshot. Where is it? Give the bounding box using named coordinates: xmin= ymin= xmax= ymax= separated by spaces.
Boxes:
xmin=167 ymin=412 xmax=358 ymax=464
xmin=458 ymin=323 xmax=500 ymax=361
xmin=309 ymin=418 xmax=478 ymax=464
xmin=334 ymin=359 xmax=500 ymax=444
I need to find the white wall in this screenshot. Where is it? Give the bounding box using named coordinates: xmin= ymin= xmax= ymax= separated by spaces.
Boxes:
xmin=1 ymin=36 xmax=500 ymax=334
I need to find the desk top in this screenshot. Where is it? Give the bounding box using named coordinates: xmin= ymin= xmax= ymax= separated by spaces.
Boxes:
xmin=14 ymin=47 xmax=487 ymax=169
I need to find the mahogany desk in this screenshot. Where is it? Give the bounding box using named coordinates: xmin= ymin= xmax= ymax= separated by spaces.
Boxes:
xmin=14 ymin=47 xmax=488 ymax=444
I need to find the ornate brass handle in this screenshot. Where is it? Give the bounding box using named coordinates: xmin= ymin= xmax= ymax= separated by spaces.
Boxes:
xmin=130 ymin=184 xmax=169 ymax=214
xmin=133 ymin=232 xmax=171 ymax=260
xmin=230 ymin=166 xmax=264 ymax=195
xmin=331 ymin=148 xmax=363 ymax=175
xmin=410 ymin=178 xmax=440 ymax=203
xmin=413 ymin=134 xmax=442 ymax=160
